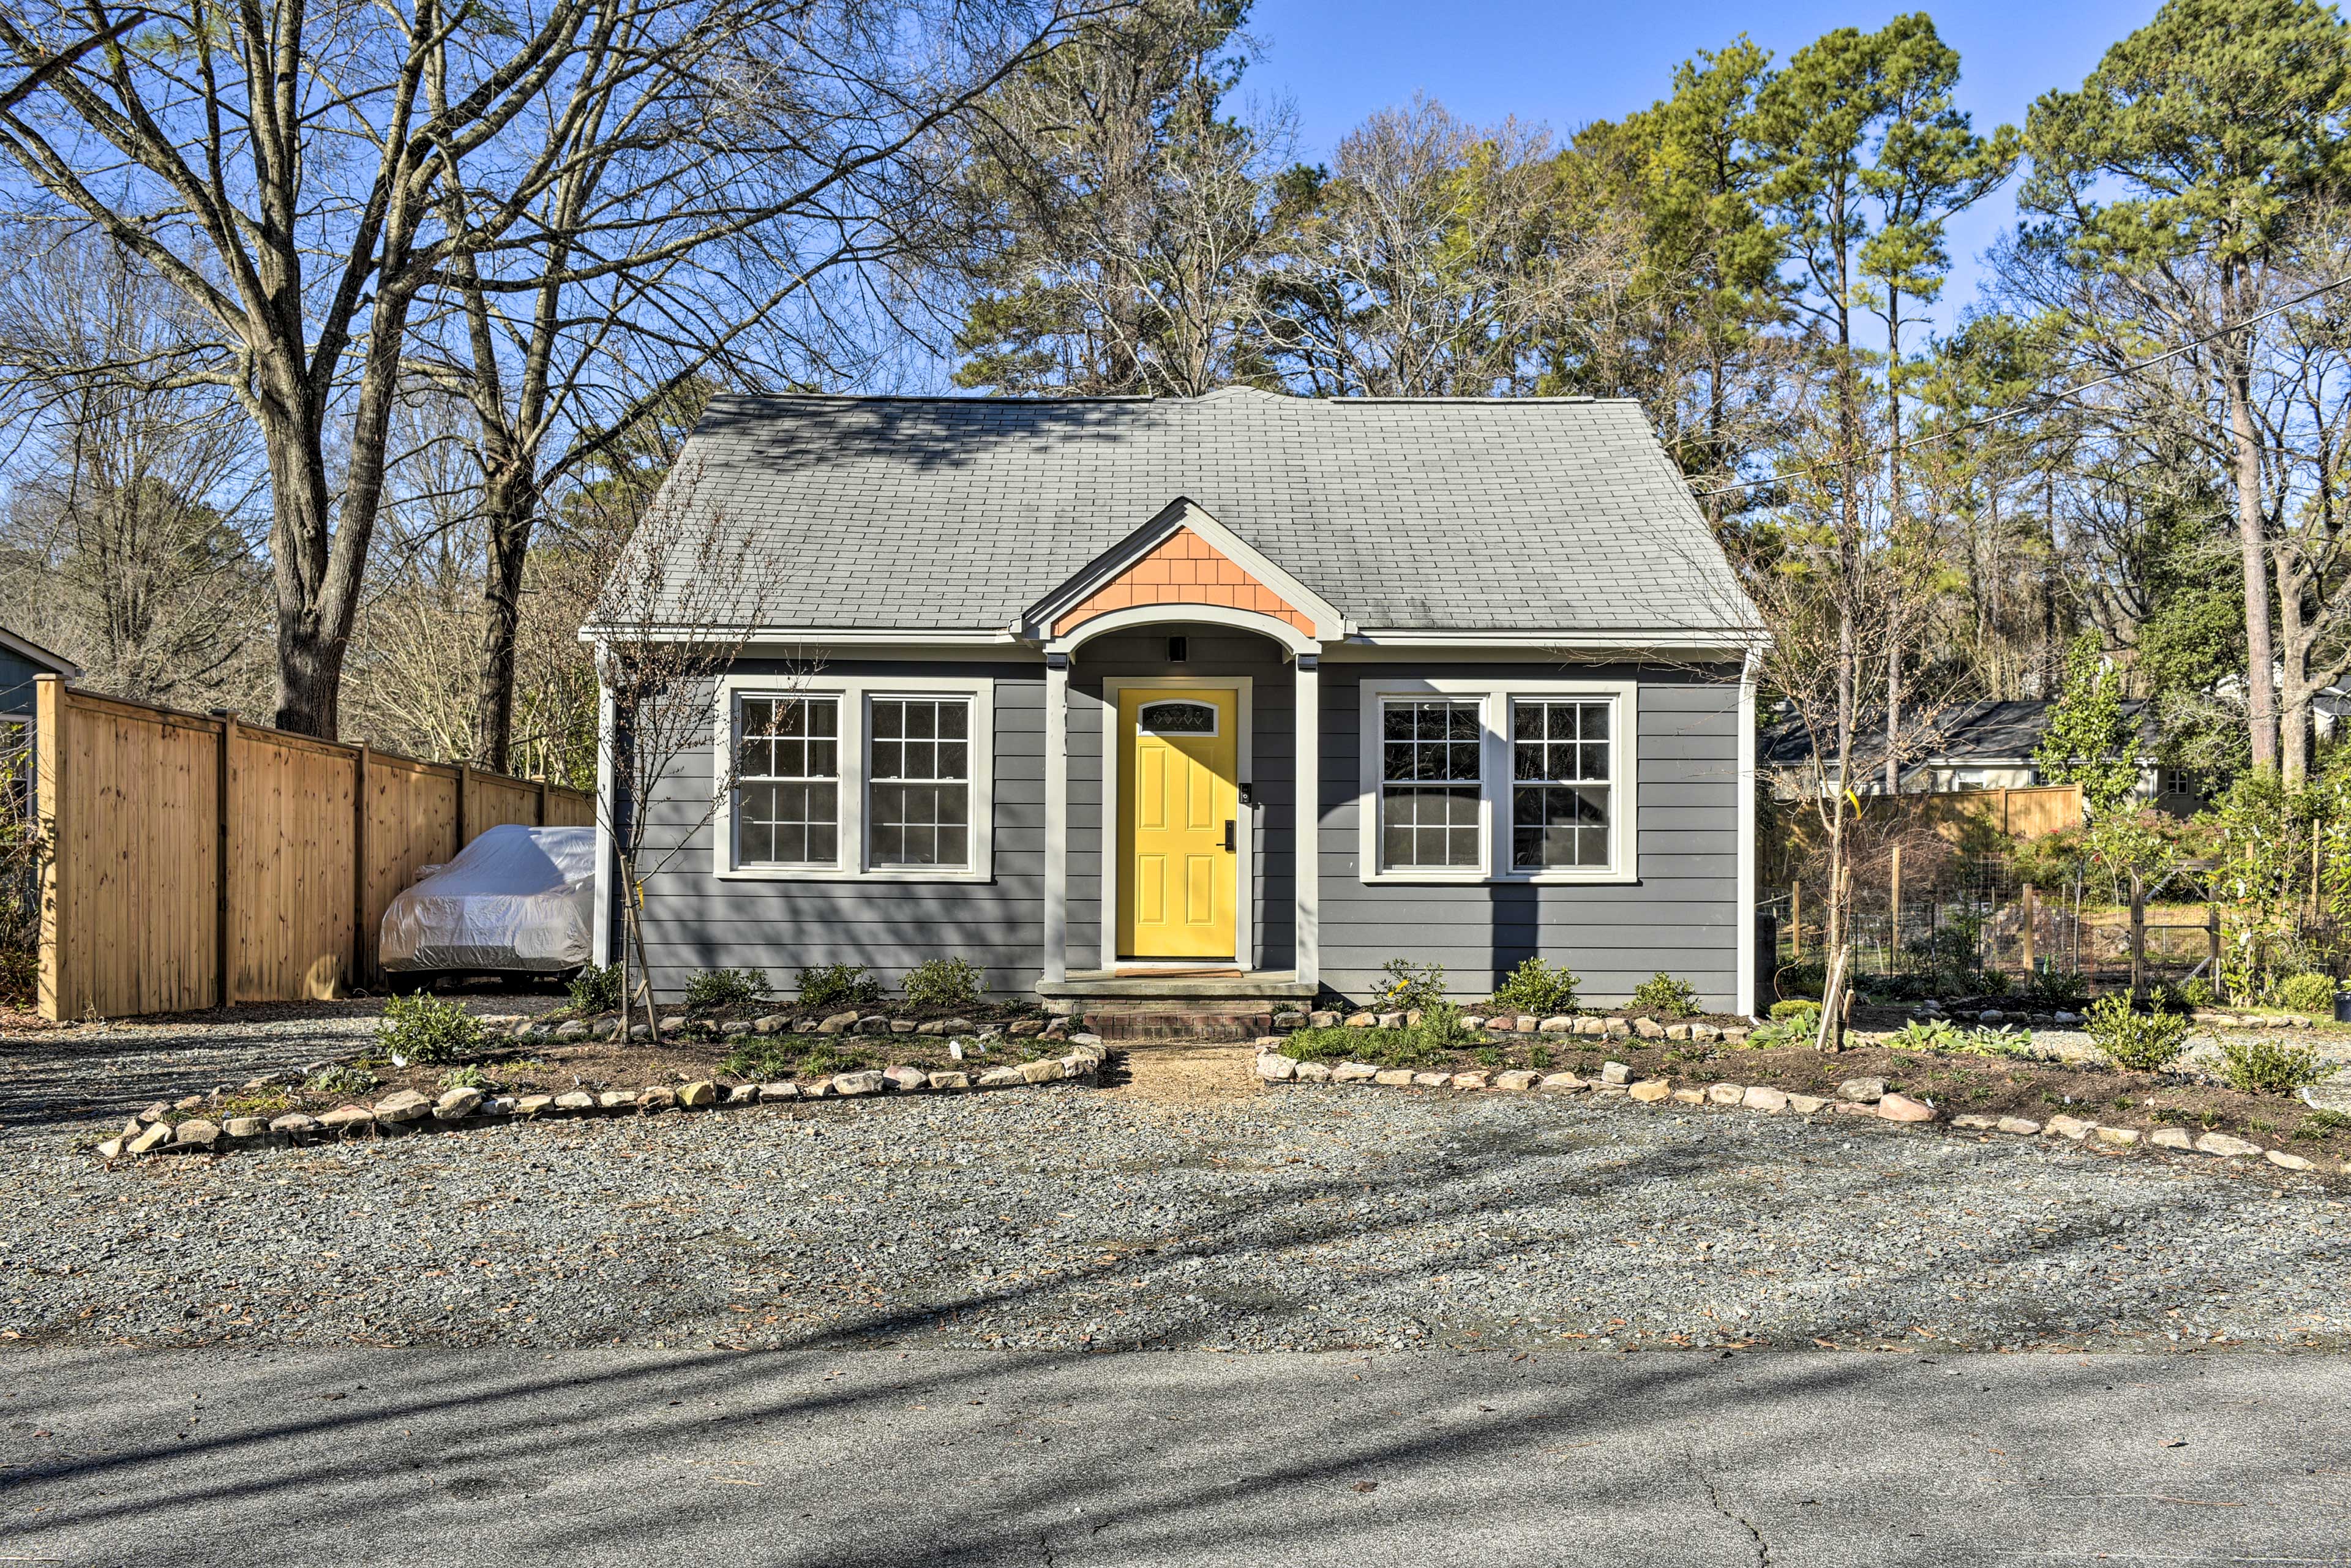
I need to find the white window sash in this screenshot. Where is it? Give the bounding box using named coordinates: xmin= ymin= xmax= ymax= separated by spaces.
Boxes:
xmin=733 ymin=692 xmax=842 ymax=871
xmin=1357 ymin=677 xmax=1638 ymax=885
xmin=711 ymin=673 xmax=995 ymax=883
xmin=1373 ymin=694 xmax=1490 ymax=877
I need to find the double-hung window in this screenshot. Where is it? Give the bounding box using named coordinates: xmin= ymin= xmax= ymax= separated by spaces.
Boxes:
xmin=869 ymin=696 xmax=970 ymax=868
xmin=1362 ymin=681 xmax=1633 ymax=883
xmin=1379 ymin=698 xmax=1485 ymax=871
xmin=736 ymin=696 xmax=838 ymax=868
xmin=1510 ymin=699 xmax=1611 ymax=871
xmin=719 ymin=677 xmax=993 ymax=880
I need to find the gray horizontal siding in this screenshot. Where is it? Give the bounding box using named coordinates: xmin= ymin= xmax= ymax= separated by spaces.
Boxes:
xmin=1318 ymin=660 xmax=1742 ymax=1010
xmin=629 ymin=658 xmax=1047 ymax=1000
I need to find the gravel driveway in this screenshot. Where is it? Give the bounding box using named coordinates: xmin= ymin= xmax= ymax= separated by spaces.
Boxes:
xmin=4 ymin=1024 xmax=2344 ymax=1355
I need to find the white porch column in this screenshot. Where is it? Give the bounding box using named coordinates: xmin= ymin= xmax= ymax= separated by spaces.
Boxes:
xmin=1043 ymin=652 xmax=1069 ymax=985
xmin=1294 ymin=653 xmax=1320 ymax=987
xmin=592 ymin=647 xmax=614 ymax=967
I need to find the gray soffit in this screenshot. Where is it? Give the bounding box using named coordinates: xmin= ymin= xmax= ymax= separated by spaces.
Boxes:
xmin=622 ymin=386 xmax=1761 ymax=638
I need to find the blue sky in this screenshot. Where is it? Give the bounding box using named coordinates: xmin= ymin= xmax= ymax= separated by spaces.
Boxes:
xmin=1243 ymin=0 xmax=2164 ymax=341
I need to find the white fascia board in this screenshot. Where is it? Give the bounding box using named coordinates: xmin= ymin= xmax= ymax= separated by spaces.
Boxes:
xmin=1021 ymin=497 xmax=1345 ymax=640
xmin=0 ymin=625 xmax=80 ymax=677
xmin=1331 ymin=628 xmax=1762 ymax=661
xmin=576 ymin=625 xmax=1027 ymax=650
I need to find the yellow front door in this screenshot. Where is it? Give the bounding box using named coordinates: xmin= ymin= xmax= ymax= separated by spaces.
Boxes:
xmin=1118 ymin=689 xmax=1239 ymax=959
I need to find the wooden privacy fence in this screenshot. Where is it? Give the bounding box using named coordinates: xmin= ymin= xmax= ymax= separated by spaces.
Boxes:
xmin=1779 ymin=783 xmax=2083 ymax=866
xmin=34 ymin=676 xmax=593 ymax=1021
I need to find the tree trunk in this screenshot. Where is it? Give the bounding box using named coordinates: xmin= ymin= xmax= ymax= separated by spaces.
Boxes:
xmin=1884 ymin=637 xmax=1901 ymax=796
xmin=2227 ymin=342 xmax=2278 ymax=771
xmin=471 ymin=471 xmax=538 ymax=772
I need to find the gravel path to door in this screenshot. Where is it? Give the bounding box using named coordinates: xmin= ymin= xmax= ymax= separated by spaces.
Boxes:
xmin=3 ymin=1028 xmax=2343 ymax=1356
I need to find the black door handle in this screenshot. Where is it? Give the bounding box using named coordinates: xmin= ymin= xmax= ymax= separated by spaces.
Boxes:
xmin=1223 ymin=819 xmax=1235 ymax=852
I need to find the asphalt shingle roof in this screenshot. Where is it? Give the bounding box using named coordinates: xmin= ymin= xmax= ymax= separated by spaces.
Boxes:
xmin=645 ymin=388 xmax=1758 ymax=633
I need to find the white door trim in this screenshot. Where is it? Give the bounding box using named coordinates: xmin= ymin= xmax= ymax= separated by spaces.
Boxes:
xmin=1101 ymin=675 xmax=1254 ymax=966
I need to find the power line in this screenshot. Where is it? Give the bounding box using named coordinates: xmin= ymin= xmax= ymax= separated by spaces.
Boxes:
xmin=1696 ymin=271 xmax=2351 ymax=499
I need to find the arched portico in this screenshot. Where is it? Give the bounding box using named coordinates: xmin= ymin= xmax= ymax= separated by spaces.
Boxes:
xmin=1041 ymin=606 xmax=1321 ymax=992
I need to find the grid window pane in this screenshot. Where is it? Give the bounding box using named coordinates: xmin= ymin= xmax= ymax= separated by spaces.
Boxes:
xmin=737 ymin=696 xmax=839 ymax=866
xmin=1510 ymin=700 xmax=1611 ymax=871
xmin=871 ymin=698 xmax=973 ymax=868
xmin=1379 ymin=699 xmax=1483 ymax=869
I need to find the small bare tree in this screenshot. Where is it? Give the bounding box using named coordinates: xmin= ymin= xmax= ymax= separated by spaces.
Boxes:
xmin=564 ymin=462 xmax=803 ymax=1038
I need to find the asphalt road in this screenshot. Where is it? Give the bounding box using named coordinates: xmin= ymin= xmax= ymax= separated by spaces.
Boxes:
xmin=6 ymin=1348 xmax=2347 ymax=1566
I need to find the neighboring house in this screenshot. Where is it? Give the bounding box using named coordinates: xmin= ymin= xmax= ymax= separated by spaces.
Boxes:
xmin=1757 ymin=697 xmax=2203 ymax=814
xmin=0 ymin=624 xmax=78 ymax=722
xmin=594 ymin=389 xmax=1764 ymax=1013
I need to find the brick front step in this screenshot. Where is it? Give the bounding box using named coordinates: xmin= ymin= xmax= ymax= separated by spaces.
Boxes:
xmin=1084 ymin=1010 xmax=1272 ymax=1043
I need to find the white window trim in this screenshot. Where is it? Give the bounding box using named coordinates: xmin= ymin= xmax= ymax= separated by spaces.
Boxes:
xmin=712 ymin=673 xmax=995 ymax=883
xmin=1357 ymin=677 xmax=1638 ymax=886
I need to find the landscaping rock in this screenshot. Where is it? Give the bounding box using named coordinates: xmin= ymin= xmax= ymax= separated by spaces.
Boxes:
xmin=1483 ymin=1015 xmax=1515 ymax=1032
xmin=2096 ymin=1126 xmax=2141 ymax=1147
xmin=754 ymin=1014 xmax=789 ymax=1035
xmin=1690 ymin=1024 xmax=1719 ymax=1043
xmin=631 ymin=1087 xmax=673 ymax=1111
xmin=1600 ymin=1061 xmax=1631 ymax=1086
xmin=94 ymin=1138 xmax=124 ymax=1158
xmin=556 ymin=1020 xmax=590 ymax=1040
xmin=1952 ymin=1114 xmax=1998 ymax=1131
xmin=855 ymin=1015 xmax=893 ymax=1035
xmin=977 ymin=1066 xmax=1026 ymax=1087
xmin=890 ymin=1019 xmax=919 ymax=1034
xmin=1372 ymin=1069 xmax=1415 ymax=1087
xmin=817 ymin=1011 xmax=860 ymax=1035
xmin=677 ymin=1081 xmax=718 ymax=1108
xmin=1664 ymin=1023 xmax=1692 ymax=1041
xmin=724 ymin=1084 xmax=759 ymax=1106
xmin=1412 ymin=1071 xmax=1449 ymax=1088
xmin=1540 ymin=1073 xmax=1588 ymax=1092
xmin=1673 ymin=1088 xmax=1706 ymax=1105
xmin=1451 ymin=1071 xmax=1491 ymax=1090
xmin=833 ymin=1071 xmax=887 ymax=1097
xmin=174 ymin=1095 xmax=204 ymax=1112
xmin=1009 ymin=1019 xmax=1046 ymax=1038
xmin=1705 ymin=1082 xmax=1744 ymax=1106
xmin=1634 ymin=1018 xmax=1666 ymax=1040
xmin=758 ymin=1082 xmax=798 ymax=1101
xmin=126 ymin=1122 xmax=174 ymax=1155
xmin=1307 ymin=1011 xmax=1341 ymax=1029
xmin=2195 ymin=1133 xmax=2264 ymax=1159
xmin=628 ymin=1024 xmax=652 ymax=1041
xmin=1273 ymin=1011 xmax=1307 ymax=1030
xmin=1876 ymin=1094 xmax=1937 ymax=1123
xmin=1787 ymin=1095 xmax=1829 ymax=1114
xmin=1627 ymin=1080 xmax=1671 ymax=1103
xmin=1574 ymin=1017 xmax=1605 ymax=1037
xmin=223 ymin=1116 xmax=266 ymax=1139
xmin=1538 ymin=1015 xmax=1573 ymax=1033
xmin=1345 ymin=1012 xmax=1378 ymax=1028
xmin=1741 ymin=1086 xmax=1790 ymax=1114
xmin=719 ymin=1021 xmax=752 ymax=1037
xmin=927 ymin=1071 xmax=970 ymax=1091
xmin=1332 ymin=1063 xmax=1378 ymax=1083
xmin=1720 ymin=1027 xmax=1750 ymax=1045
xmin=1258 ymin=1054 xmax=1297 ymax=1082
xmin=1996 ymin=1117 xmax=2041 ymax=1136
xmin=1603 ymin=1018 xmax=1631 ymax=1038
xmin=512 ymin=1096 xmax=554 ymax=1118
xmin=1836 ymin=1078 xmax=1886 ymax=1105
xmin=2045 ymin=1115 xmax=2096 ymax=1141
xmin=883 ymin=1065 xmax=929 ymax=1092
xmin=317 ymin=1105 xmax=375 ymax=1133
xmin=552 ymin=1090 xmax=595 ymax=1112
xmin=433 ymin=1087 xmax=484 ymax=1120
xmin=174 ymin=1119 xmax=221 ymax=1150
xmin=1061 ymin=1055 xmax=1097 ymax=1078
xmin=2267 ymin=1150 xmax=2312 ymax=1171
xmin=658 ymin=1016 xmax=687 ymax=1035
xmin=1018 ymin=1059 xmax=1065 ymax=1085
xmin=2148 ymin=1127 xmax=2192 ymax=1150
xmin=1293 ymin=1061 xmax=1331 ymax=1084
xmin=1376 ymin=1011 xmax=1407 ymax=1029
xmin=1493 ymin=1070 xmax=1540 ymax=1091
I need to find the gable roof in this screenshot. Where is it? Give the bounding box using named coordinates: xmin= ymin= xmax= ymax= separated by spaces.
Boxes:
xmin=1025 ymin=497 xmax=1343 ymax=642
xmin=1757 ymin=699 xmax=2158 ymax=771
xmin=0 ymin=624 xmax=78 ymax=678
xmin=639 ymin=388 xmax=1758 ymax=640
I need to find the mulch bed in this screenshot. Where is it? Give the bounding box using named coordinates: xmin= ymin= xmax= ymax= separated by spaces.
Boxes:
xmin=1278 ymin=1032 xmax=2350 ymax=1153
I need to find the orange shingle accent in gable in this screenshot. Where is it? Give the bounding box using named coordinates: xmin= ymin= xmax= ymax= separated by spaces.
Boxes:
xmin=1053 ymin=527 xmax=1315 ymax=637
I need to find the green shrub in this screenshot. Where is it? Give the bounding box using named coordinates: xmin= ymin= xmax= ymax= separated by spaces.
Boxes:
xmin=1492 ymin=957 xmax=1580 ymax=1016
xmin=1629 ymin=972 xmax=1698 ymax=1019
xmin=2218 ymin=1036 xmax=2328 ymax=1095
xmin=683 ymin=967 xmax=769 ymax=1011
xmin=378 ymin=992 xmax=481 ymax=1065
xmin=1886 ymin=1018 xmax=1957 ymax=1051
xmin=2023 ymin=967 xmax=2088 ymax=1007
xmin=2175 ymin=975 xmax=2217 ymax=1008
xmin=1283 ymin=1030 xmax=1357 ymax=1063
xmin=1769 ymin=999 xmax=1820 ymax=1022
xmin=1749 ymin=1007 xmax=1819 ymax=1048
xmin=720 ymin=1038 xmax=876 ymax=1081
xmin=1973 ymin=967 xmax=2014 ymax=997
xmin=305 ymin=1063 xmax=378 ymax=1097
xmin=438 ymin=1065 xmax=490 ymax=1090
xmin=568 ymin=962 xmax=623 ymax=1013
xmin=2085 ymin=995 xmax=2190 ymax=1072
xmin=1411 ymin=999 xmax=1477 ymax=1045
xmin=797 ymin=963 xmax=883 ymax=1011
xmin=2275 ymin=972 xmax=2338 ymax=1016
xmin=901 ymin=956 xmax=984 ymax=1010
xmin=1774 ymin=959 xmax=1825 ymax=999
xmin=1378 ymin=958 xmax=1449 ymax=1012
xmin=1949 ymin=1024 xmax=2033 ymax=1059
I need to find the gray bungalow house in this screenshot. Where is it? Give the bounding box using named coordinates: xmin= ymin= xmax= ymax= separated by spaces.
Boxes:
xmin=594 ymin=389 xmax=1764 ymax=1015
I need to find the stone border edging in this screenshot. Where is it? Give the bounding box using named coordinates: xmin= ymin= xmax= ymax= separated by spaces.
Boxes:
xmin=1252 ymin=1042 xmax=2341 ymax=1176
xmin=92 ymin=1037 xmax=1111 ymax=1161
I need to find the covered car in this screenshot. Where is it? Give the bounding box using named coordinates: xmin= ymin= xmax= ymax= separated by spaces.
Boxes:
xmin=380 ymin=823 xmax=598 ymax=975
